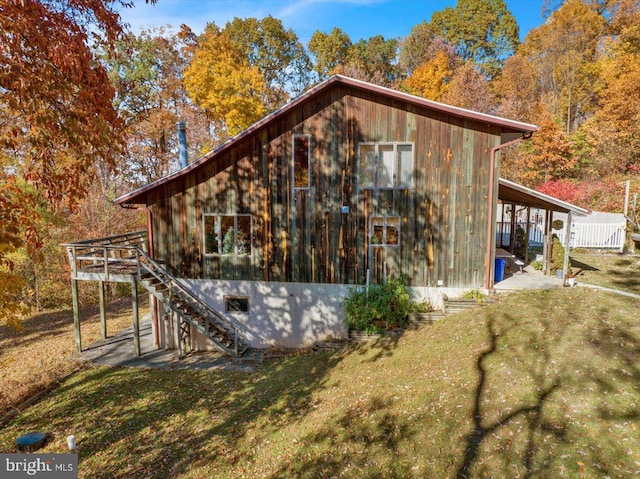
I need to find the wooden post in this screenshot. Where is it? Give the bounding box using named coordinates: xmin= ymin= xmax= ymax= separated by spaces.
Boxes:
xmin=132 ymin=279 xmax=141 ymax=356
xmin=509 ymin=203 xmax=516 ymax=251
xmin=71 ymin=279 xmax=81 ymax=353
xmin=624 ymin=180 xmax=630 ymax=217
xmin=151 ymin=295 xmax=159 ymax=349
xmin=542 ymin=211 xmax=548 ymax=275
xmin=173 ymin=310 xmax=182 ymax=357
xmin=525 ymin=207 xmax=531 ymax=266
xmin=99 ymin=281 xmax=107 ymax=340
xmin=562 ymin=211 xmax=572 ymax=283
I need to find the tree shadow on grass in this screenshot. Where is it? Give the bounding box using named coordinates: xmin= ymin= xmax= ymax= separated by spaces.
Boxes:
xmin=0 ymin=297 xmax=148 ymax=351
xmin=267 ymin=395 xmax=418 ymax=479
xmin=454 ymin=290 xmax=640 ymax=478
xmin=0 ymin=349 xmax=344 ymax=478
xmin=455 ymin=316 xmax=562 ymax=479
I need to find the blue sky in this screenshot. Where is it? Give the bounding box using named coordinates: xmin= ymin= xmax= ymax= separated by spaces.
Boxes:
xmin=118 ymin=0 xmax=547 ymax=44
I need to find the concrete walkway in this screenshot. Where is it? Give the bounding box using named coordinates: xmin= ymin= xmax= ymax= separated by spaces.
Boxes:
xmin=73 ymin=316 xmax=260 ymax=372
xmin=494 ymin=264 xmax=564 ymax=291
xmin=576 ymin=282 xmax=640 ymax=300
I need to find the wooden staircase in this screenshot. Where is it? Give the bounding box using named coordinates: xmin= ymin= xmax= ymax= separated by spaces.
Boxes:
xmin=137 ymin=257 xmax=251 ymax=358
xmin=64 ymin=231 xmax=249 ymax=359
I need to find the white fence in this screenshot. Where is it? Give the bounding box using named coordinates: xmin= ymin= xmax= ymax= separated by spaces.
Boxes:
xmin=497 ymin=220 xmax=626 ymax=252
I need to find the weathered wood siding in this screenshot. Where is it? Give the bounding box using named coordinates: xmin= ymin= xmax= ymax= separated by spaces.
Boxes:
xmin=147 ymin=85 xmax=503 ymax=288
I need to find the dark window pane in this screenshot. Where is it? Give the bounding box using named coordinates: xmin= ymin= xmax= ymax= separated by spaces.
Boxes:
xmin=225 ymin=296 xmax=249 ymax=313
xmin=204 ymin=216 xmax=218 ymax=254
xmin=236 ymin=215 xmax=251 ymax=256
xmin=360 ymin=144 xmax=375 ymax=188
xmin=293 ymin=135 xmax=309 ymax=188
xmin=221 ymin=216 xmax=235 ymax=255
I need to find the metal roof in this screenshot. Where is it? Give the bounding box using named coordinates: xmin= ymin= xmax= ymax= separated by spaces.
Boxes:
xmin=498 ymin=178 xmax=590 ymax=216
xmin=116 ymin=75 xmax=538 ymax=206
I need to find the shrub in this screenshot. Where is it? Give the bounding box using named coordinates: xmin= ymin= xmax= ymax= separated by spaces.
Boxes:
xmin=530 ymin=260 xmax=543 ymax=271
xmin=551 ymin=235 xmax=569 ymax=273
xmin=343 ymin=275 xmax=413 ymax=332
xmin=461 ymin=289 xmax=486 ymax=302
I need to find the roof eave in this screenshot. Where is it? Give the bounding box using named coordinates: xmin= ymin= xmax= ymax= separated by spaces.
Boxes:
xmin=115 ymin=75 xmax=539 ymax=206
xmin=499 ymin=178 xmax=590 ymax=216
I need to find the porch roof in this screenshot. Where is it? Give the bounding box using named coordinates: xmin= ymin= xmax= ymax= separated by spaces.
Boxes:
xmin=498 ymin=178 xmax=590 ymax=216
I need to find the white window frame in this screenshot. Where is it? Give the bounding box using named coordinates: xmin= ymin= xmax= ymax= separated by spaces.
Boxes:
xmin=203 ymin=214 xmax=253 ymax=257
xmin=292 ymin=134 xmax=310 ymax=190
xmin=358 ymin=142 xmax=414 ymax=190
xmin=369 ymin=216 xmax=401 ymax=247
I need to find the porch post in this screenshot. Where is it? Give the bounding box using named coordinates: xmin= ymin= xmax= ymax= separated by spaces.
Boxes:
xmin=99 ymin=281 xmax=107 ymax=340
xmin=543 ymin=210 xmax=552 ymax=276
xmin=71 ymin=279 xmax=81 ymax=353
xmin=510 ymin=203 xmax=517 ymax=251
xmin=132 ymin=279 xmax=141 ymax=356
xmin=562 ymin=211 xmax=572 ymax=282
xmin=525 ymin=207 xmax=531 ymax=265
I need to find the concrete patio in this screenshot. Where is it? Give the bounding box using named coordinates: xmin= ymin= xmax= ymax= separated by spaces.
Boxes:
xmin=494 ymin=262 xmax=565 ymax=292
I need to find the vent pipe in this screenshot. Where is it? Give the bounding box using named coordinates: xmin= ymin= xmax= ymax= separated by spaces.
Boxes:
xmin=177 ymin=121 xmax=188 ymax=169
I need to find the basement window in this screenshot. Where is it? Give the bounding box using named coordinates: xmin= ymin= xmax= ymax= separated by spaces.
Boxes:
xmin=204 ymin=214 xmax=252 ymax=256
xmin=292 ymin=134 xmax=310 ymax=189
xmin=359 ymin=142 xmax=414 ymax=189
xmin=225 ymin=296 xmax=250 ymax=313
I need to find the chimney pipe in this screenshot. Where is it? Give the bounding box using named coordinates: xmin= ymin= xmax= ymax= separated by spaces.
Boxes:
xmin=177 ymin=121 xmax=188 ymax=169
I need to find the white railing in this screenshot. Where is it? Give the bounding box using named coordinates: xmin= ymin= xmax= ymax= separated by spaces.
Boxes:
xmin=555 ymin=222 xmax=626 ymax=252
xmin=497 ymin=221 xmax=626 ymax=252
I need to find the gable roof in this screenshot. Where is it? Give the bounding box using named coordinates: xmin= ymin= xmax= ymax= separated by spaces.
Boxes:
xmin=498 ymin=178 xmax=590 ymax=216
xmin=115 ymin=74 xmax=538 ymax=206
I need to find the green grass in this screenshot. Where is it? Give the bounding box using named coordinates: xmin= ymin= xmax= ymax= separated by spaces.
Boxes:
xmin=570 ymin=251 xmax=640 ymax=294
xmin=1 ymin=287 xmax=640 ymax=478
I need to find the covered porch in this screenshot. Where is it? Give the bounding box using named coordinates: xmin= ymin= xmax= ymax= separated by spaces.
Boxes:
xmin=491 ymin=178 xmax=590 ymax=289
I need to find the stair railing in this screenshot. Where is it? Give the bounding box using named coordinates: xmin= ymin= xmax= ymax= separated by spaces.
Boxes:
xmin=132 ymin=246 xmax=243 ymax=357
xmin=64 ymin=232 xmax=243 ymax=358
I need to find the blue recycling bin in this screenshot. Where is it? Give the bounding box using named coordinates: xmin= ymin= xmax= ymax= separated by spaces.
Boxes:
xmin=494 ymin=257 xmax=506 ymax=282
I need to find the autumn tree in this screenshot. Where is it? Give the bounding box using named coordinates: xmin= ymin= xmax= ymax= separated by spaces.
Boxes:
xmin=0 ymin=0 xmax=130 ymax=327
xmin=223 ymin=16 xmax=312 ymax=111
xmin=493 ymin=54 xmax=540 ymax=123
xmin=520 ymin=0 xmax=604 ymax=134
xmin=308 ymin=27 xmax=353 ymax=79
xmin=581 ymin=6 xmax=640 ymax=174
xmin=345 ymin=35 xmax=399 ymax=86
xmin=431 ymin=0 xmax=520 ymax=77
xmin=442 ymin=61 xmax=496 ymax=113
xmin=401 ymin=50 xmax=454 ymax=101
xmin=399 ymin=21 xmax=438 ymax=75
xmin=104 ymin=27 xmax=211 ymax=185
xmin=503 ymin=114 xmax=577 ymax=187
xmin=184 ymin=23 xmax=267 ymax=137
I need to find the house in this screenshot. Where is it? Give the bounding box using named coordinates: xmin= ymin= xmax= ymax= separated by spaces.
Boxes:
xmin=67 ymin=75 xmax=549 ymax=356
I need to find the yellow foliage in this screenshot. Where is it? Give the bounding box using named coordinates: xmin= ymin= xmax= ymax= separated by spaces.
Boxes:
xmin=184 ymin=25 xmax=267 ymax=136
xmin=402 ymin=51 xmax=452 ymax=101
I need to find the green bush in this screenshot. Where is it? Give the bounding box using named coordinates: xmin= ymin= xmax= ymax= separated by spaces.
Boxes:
xmin=343 ymin=276 xmax=418 ymax=333
xmin=530 ymin=260 xmax=543 ymax=271
xmin=551 ymin=235 xmax=569 ymax=273
xmin=461 ymin=289 xmax=486 ymax=302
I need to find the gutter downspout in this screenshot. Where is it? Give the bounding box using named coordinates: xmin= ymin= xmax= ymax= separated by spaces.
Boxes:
xmin=485 ymin=134 xmax=533 ymax=292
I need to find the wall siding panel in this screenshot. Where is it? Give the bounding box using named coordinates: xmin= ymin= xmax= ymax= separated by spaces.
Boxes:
xmin=153 ymin=85 xmax=505 ymax=289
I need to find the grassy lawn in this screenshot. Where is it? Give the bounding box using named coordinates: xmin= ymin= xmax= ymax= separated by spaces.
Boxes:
xmin=570 ymin=250 xmax=640 ymax=295
xmin=1 ymin=286 xmax=639 ymax=478
xmin=0 ymin=297 xmax=148 ymax=418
